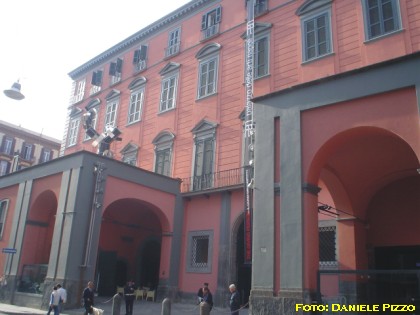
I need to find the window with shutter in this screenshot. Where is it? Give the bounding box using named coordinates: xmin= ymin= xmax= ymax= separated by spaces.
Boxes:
xmin=201 ymin=6 xmax=222 ymax=40
xmin=90 ymin=70 xmax=103 ymax=94
xmin=110 ymin=58 xmax=123 ymax=85
xmin=133 ymin=45 xmax=148 ymax=72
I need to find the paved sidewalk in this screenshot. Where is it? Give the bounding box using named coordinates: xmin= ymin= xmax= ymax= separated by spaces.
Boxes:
xmin=0 ymin=297 xmax=250 ymax=315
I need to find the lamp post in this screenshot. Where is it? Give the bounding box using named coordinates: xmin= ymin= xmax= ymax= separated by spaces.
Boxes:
xmin=3 ymin=80 xmax=25 ymax=100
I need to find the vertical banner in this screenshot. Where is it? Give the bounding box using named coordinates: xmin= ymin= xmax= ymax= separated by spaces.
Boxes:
xmin=243 ymin=0 xmax=255 ymax=265
xmin=244 ymin=166 xmax=253 ymax=264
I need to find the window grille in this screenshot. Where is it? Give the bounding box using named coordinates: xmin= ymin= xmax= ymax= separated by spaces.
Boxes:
xmin=191 ymin=235 xmax=209 ymax=268
xmin=187 ymin=230 xmax=213 ymax=273
xmin=319 ymin=225 xmax=337 ymax=268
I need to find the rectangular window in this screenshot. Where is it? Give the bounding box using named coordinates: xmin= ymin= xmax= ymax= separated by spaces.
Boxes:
xmin=166 ymin=28 xmax=181 ymax=57
xmin=2 ymin=137 xmax=13 ymax=155
xmin=105 ymin=101 xmax=118 ymax=130
xmin=109 ymin=58 xmax=123 ymax=85
xmin=133 ymin=45 xmax=148 ymax=72
xmin=303 ymin=12 xmax=331 ymax=61
xmin=155 ymin=148 xmax=171 ymax=176
xmin=364 ymin=0 xmax=401 ymax=40
xmin=187 ymin=230 xmax=213 ymax=273
xmin=193 ymin=138 xmax=214 ymax=190
xmin=90 ymin=70 xmax=103 ymax=95
xmin=128 ymin=88 xmax=144 ymax=124
xmin=254 ymin=0 xmax=268 ymax=16
xmin=160 ymin=75 xmax=177 ymax=112
xmin=0 ymin=199 xmax=9 ymax=238
xmin=319 ymin=226 xmax=337 ymax=268
xmin=201 ymin=7 xmax=222 ymax=40
xmin=198 ymin=57 xmax=218 ymax=98
xmin=22 ymin=143 xmax=33 ymax=161
xmin=67 ymin=118 xmax=80 ymax=147
xmin=73 ymin=79 xmax=86 ymax=103
xmin=254 ymin=36 xmax=269 ymax=78
xmin=0 ymin=161 xmax=9 ymax=176
xmin=40 ymin=149 xmax=51 ymax=163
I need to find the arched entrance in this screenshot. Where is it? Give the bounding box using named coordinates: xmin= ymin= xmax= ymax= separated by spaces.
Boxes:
xmin=309 ymin=127 xmax=420 ymax=304
xmin=233 ymin=214 xmax=252 ymax=306
xmin=97 ymin=198 xmax=164 ymax=295
xmin=18 ymin=190 xmax=57 ymax=294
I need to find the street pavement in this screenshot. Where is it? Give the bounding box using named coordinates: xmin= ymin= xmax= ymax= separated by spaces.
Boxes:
xmin=0 ymin=296 xmax=250 ymax=315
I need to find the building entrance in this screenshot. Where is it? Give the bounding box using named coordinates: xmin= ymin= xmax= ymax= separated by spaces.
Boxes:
xmin=236 ymin=221 xmax=252 ymax=306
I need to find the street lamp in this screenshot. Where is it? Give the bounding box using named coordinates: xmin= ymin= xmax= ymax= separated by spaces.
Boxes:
xmin=3 ymin=80 xmax=25 ymax=100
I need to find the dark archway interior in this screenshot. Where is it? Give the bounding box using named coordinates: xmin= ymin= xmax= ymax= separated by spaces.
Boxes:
xmin=236 ymin=221 xmax=251 ymax=306
xmin=140 ymin=240 xmax=161 ymax=289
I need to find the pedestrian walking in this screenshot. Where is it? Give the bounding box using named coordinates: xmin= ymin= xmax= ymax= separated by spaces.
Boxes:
xmin=83 ymin=281 xmax=95 ymax=315
xmin=229 ymin=284 xmax=241 ymax=315
xmin=56 ymin=283 xmax=67 ymax=313
xmin=47 ymin=286 xmax=61 ymax=315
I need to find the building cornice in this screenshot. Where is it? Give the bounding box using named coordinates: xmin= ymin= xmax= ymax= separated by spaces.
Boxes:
xmin=68 ymin=0 xmax=217 ymax=79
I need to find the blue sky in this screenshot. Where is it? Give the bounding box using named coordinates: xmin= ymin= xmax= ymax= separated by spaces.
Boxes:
xmin=0 ymin=0 xmax=191 ymax=139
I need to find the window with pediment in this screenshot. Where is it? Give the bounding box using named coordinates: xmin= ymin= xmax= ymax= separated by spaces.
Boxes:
xmin=104 ymin=90 xmax=120 ymax=131
xmin=121 ymin=142 xmax=138 ymax=166
xmin=153 ymin=131 xmax=175 ymax=176
xmin=67 ymin=107 xmax=82 ymax=147
xmin=159 ymin=63 xmax=180 ymax=113
xmin=196 ymin=43 xmax=221 ymax=99
xmin=296 ymin=0 xmax=333 ymax=62
xmin=191 ymin=119 xmax=218 ymax=191
xmin=128 ymin=77 xmax=146 ymax=124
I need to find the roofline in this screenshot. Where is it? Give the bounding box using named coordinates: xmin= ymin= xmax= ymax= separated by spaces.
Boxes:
xmin=0 ymin=120 xmax=61 ymax=145
xmin=68 ymin=0 xmax=217 ymax=79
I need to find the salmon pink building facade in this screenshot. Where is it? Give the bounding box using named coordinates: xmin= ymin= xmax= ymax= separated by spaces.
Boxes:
xmin=0 ymin=0 xmax=419 ymax=314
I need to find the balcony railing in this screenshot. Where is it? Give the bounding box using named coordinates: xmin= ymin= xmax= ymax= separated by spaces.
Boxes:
xmin=165 ymin=42 xmax=180 ymax=58
xmin=181 ymin=167 xmax=244 ymax=193
xmin=90 ymin=85 xmax=101 ymax=95
xmin=134 ymin=59 xmax=147 ymax=72
xmin=201 ymin=24 xmax=219 ymax=41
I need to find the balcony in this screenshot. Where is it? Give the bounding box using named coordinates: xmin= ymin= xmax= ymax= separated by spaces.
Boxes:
xmin=134 ymin=60 xmax=147 ymax=73
xmin=181 ymin=167 xmax=245 ymax=193
xmin=201 ymin=24 xmax=219 ymax=41
xmin=90 ymin=85 xmax=101 ymax=95
xmin=165 ymin=42 xmax=180 ymax=58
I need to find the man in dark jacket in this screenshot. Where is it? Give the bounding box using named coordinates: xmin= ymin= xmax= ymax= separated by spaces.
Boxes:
xmin=124 ymin=280 xmax=136 ymax=315
xmin=83 ymin=281 xmax=95 ymax=315
xmin=229 ymin=284 xmax=241 ymax=315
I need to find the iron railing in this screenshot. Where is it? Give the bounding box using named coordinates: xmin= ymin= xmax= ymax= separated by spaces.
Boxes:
xmin=181 ymin=167 xmax=244 ymax=193
xmin=165 ymin=42 xmax=180 ymax=58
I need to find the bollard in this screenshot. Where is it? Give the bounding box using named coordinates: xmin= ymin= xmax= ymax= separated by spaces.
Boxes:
xmin=161 ymin=297 xmax=171 ymax=315
xmin=199 ymin=301 xmax=210 ymax=315
xmin=111 ymin=293 xmax=122 ymax=315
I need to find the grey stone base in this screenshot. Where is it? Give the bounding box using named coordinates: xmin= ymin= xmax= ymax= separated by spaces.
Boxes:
xmin=249 ymin=289 xmax=317 ymax=315
xmin=157 ymin=285 xmax=180 ymax=302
